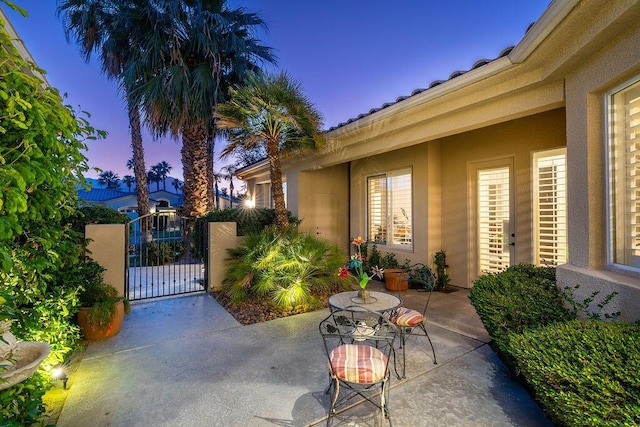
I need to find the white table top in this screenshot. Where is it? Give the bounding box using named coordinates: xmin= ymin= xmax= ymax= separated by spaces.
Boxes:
xmin=328 ymin=291 xmax=402 ymax=313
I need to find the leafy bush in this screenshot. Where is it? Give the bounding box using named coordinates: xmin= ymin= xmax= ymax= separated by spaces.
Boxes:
xmin=469 ymin=264 xmax=573 ymax=360
xmin=137 ymin=241 xmax=185 ymax=266
xmin=196 ymin=207 xmax=299 ymax=236
xmin=69 ymin=205 xmax=130 ymax=232
xmin=470 ymin=264 xmax=638 ymax=425
xmin=224 ymin=226 xmax=346 ymax=308
xmin=509 ymin=320 xmax=640 ymax=426
xmin=0 ymin=7 xmax=104 ymax=424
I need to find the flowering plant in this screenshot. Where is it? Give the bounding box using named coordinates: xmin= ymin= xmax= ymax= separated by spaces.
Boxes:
xmin=338 ymin=237 xmax=384 ymax=290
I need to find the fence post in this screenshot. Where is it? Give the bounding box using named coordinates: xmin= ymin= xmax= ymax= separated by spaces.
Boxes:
xmin=208 ymin=222 xmax=237 ymax=292
xmin=85 ymin=224 xmax=126 ymax=297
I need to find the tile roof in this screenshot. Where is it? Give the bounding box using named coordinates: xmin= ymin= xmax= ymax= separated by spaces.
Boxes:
xmin=325 ymin=45 xmax=516 ymax=132
xmin=78 ymin=188 xmax=132 ymax=201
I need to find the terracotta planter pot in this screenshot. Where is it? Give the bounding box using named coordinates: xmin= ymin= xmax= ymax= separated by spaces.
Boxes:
xmin=384 ymin=269 xmax=409 ymax=292
xmin=77 ymin=301 xmax=125 ymax=340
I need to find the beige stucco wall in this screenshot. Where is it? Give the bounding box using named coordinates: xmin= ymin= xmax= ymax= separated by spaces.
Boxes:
xmin=85 ymin=224 xmax=126 ymax=296
xmin=207 ymin=222 xmax=238 ymax=291
xmin=557 ymin=2 xmax=640 ymax=321
xmin=441 ymin=109 xmax=566 ymax=287
xmin=297 ymin=164 xmax=350 ymax=253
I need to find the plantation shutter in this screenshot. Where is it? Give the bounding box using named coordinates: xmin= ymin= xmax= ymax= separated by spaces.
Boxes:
xmin=624 ymin=84 xmax=640 ymax=262
xmin=389 ymin=170 xmax=412 ymax=247
xmin=478 ymin=167 xmax=510 ymax=273
xmin=534 ymin=149 xmax=567 ymax=266
xmin=368 ymin=175 xmax=387 ymax=244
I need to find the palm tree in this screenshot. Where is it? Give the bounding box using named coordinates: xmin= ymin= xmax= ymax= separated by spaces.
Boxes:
xmin=218 ymin=72 xmax=325 ymax=231
xmin=58 ymin=0 xmax=151 ymax=222
xmin=220 ymin=164 xmax=237 ymax=208
xmin=125 ymin=0 xmax=275 ymax=219
xmin=212 ymin=169 xmax=221 ymax=210
xmin=172 ymin=178 xmax=182 ymax=194
xmin=122 ymin=175 xmax=135 ymax=192
xmin=98 ymin=170 xmax=121 ymax=190
xmin=152 ymin=161 xmax=172 ymax=191
xmin=147 ymin=169 xmax=160 ymax=192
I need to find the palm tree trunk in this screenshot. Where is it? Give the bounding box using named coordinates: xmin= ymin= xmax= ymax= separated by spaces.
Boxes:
xmin=128 ymin=104 xmax=151 ymax=235
xmin=266 ymin=138 xmax=289 ymax=232
xmin=206 ymin=131 xmax=215 ymax=210
xmin=181 ymin=124 xmax=210 ymax=218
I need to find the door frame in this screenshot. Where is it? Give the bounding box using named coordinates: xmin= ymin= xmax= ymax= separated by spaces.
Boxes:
xmin=467 ymin=156 xmax=516 ymax=284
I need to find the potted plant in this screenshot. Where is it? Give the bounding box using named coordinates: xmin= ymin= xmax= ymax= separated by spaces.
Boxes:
xmin=76 ymin=260 xmax=130 ymax=340
xmin=378 ymin=252 xmax=409 ymax=292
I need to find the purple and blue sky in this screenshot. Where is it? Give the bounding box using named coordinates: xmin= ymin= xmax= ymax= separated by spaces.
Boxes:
xmin=3 ymin=1 xmax=550 ymax=180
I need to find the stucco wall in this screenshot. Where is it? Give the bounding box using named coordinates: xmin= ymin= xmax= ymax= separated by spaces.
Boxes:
xmin=85 ymin=224 xmax=126 ymax=296
xmin=441 ymin=109 xmax=566 ymax=287
xmin=558 ymin=4 xmax=640 ymax=321
xmin=297 ymin=164 xmax=350 ymax=253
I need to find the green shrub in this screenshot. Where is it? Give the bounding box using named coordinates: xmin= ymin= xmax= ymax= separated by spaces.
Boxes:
xmin=224 ymin=226 xmax=346 ymax=308
xmin=196 ymin=207 xmax=299 ymax=237
xmin=70 ymin=205 xmax=130 ymax=233
xmin=509 ymin=320 xmax=640 ymax=426
xmin=469 ymin=264 xmax=573 ymax=360
xmin=137 ymin=241 xmax=185 ymax=266
xmin=0 ymin=6 xmax=104 ymax=424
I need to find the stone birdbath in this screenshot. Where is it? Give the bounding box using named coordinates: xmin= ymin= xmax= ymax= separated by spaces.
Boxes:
xmin=0 ymin=321 xmax=50 ymax=391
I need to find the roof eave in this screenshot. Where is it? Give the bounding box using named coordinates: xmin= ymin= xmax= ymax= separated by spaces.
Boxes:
xmin=326 ymin=0 xmax=579 ymax=138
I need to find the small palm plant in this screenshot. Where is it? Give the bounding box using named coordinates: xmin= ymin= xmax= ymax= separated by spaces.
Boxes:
xmin=224 ymin=227 xmax=346 ymax=308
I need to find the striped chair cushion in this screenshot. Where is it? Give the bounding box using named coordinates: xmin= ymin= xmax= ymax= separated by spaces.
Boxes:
xmin=385 ymin=306 xmax=424 ymax=327
xmin=329 ymin=344 xmax=387 ymax=383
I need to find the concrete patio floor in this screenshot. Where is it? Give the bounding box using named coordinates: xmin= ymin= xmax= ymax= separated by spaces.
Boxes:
xmin=55 ymin=282 xmax=554 ymax=426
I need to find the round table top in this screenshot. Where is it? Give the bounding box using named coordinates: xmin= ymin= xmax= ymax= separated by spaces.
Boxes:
xmin=328 ymin=291 xmax=402 ymax=313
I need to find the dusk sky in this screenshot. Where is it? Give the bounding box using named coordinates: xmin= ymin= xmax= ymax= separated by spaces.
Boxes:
xmin=3 ymin=1 xmax=551 ymax=181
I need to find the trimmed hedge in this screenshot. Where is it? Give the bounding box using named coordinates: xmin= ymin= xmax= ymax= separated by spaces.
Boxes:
xmin=470 ymin=264 xmax=640 ymax=426
xmin=469 ymin=264 xmax=573 ymax=360
xmin=509 ymin=320 xmax=640 ymax=426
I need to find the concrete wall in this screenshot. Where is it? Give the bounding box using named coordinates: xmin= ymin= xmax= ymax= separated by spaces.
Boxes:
xmin=85 ymin=224 xmax=126 ymax=296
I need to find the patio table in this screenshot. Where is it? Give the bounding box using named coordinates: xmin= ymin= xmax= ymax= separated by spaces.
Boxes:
xmin=328 ymin=291 xmax=401 ymax=313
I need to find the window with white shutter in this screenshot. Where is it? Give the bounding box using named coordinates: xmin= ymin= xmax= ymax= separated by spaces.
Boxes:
xmin=609 ymin=77 xmax=640 ymax=268
xmin=367 ymin=169 xmax=412 ymax=248
xmin=533 ymin=148 xmax=567 ymax=266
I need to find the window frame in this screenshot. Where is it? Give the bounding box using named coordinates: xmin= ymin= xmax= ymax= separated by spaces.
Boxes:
xmin=366 ymin=168 xmax=413 ymax=250
xmin=606 ymin=75 xmax=640 ymax=271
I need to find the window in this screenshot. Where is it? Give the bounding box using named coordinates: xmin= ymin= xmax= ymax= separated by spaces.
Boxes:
xmin=367 ymin=169 xmax=412 ymax=248
xmin=608 ymin=77 xmax=640 ymax=268
xmin=533 ymin=148 xmax=567 ymax=266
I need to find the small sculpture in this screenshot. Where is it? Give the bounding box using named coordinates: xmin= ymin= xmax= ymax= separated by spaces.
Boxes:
xmin=0 ymin=320 xmax=51 ymax=391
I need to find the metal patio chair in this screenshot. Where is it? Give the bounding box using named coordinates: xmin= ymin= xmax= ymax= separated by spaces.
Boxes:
xmin=385 ymin=271 xmax=437 ymax=379
xmin=319 ymin=306 xmax=398 ymax=426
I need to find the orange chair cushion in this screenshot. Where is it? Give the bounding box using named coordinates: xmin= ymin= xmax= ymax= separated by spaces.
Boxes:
xmin=386 ymin=306 xmax=424 ymax=327
xmin=329 ymin=344 xmax=387 ymax=383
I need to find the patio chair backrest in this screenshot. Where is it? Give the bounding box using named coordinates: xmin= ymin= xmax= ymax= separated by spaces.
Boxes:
xmin=319 ymin=306 xmax=398 ymax=373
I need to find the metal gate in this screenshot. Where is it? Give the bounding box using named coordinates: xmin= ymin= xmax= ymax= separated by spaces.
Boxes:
xmin=126 ymin=212 xmax=208 ymax=301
